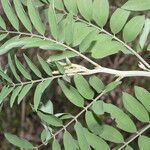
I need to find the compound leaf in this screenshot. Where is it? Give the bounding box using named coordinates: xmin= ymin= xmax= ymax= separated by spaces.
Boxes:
xmin=4 ymin=133 xmax=34 ymax=149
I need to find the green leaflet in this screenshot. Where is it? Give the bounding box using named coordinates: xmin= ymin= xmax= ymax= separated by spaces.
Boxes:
xmin=47 ymin=51 xmax=78 ymax=62
xmin=63 ymin=131 xmax=77 ymax=150
xmin=72 ymin=22 xmax=93 ymax=47
xmin=74 ymin=74 xmax=94 ymax=99
xmin=10 ymin=86 xmax=22 ymax=108
xmin=77 ymin=0 xmax=92 ymax=21
xmin=91 ymin=40 xmax=124 ymax=59
xmin=0 ymin=36 xmax=22 ymax=55
xmin=48 ymin=5 xmax=59 ymax=39
xmin=89 ymin=76 xmax=105 ymax=93
xmin=24 ymin=54 xmax=42 ymax=78
xmin=110 ymin=8 xmax=130 ymax=34
xmin=63 ymin=0 xmax=78 ymax=15
xmin=40 ymin=128 xmax=51 ymax=144
xmin=64 ymin=13 xmax=74 ymax=45
xmin=74 ymin=122 xmax=91 ymax=150
xmin=138 ymin=135 xmax=150 ymax=150
xmin=58 ymin=79 xmax=84 ymax=107
xmin=125 ymin=145 xmax=134 ymax=150
xmin=55 ymin=61 xmax=65 ymax=74
xmin=0 ymin=34 xmax=8 ymax=41
xmin=0 ymin=86 xmax=7 ymax=104
xmin=0 ymin=86 xmax=13 ymax=104
xmin=27 ymin=0 xmax=45 ymax=35
xmin=95 ymin=33 xmax=112 ymax=43
xmin=58 ymin=113 xmax=73 ymax=120
xmin=99 ymin=125 xmax=124 ymax=143
xmin=123 ymin=15 xmax=145 ymax=42
xmin=52 ymin=139 xmax=61 ymax=150
xmin=15 ymin=56 xmax=32 ymax=80
xmin=0 ymin=16 xmax=6 ymax=30
xmin=57 ymin=17 xmax=67 ymax=42
xmin=21 ymin=0 xmax=45 ymax=7
xmin=139 ymin=18 xmax=150 ymax=49
xmin=62 ymin=75 xmax=71 ymax=83
xmin=92 ymin=100 xmax=104 ymax=115
xmin=38 ymin=111 xmax=63 ymax=127
xmin=14 ymin=0 xmax=32 ymax=32
xmin=37 ymin=55 xmax=53 ymax=76
xmin=105 ymin=81 xmax=122 ymax=93
xmin=83 ymin=128 xmax=109 ymax=150
xmin=4 ymin=133 xmax=34 ymax=149
xmin=0 ymin=68 xmax=12 ymax=83
xmin=134 ymin=86 xmax=150 ymax=112
xmin=20 ymin=37 xmax=65 ymax=51
xmin=34 ymin=79 xmax=52 ymax=111
xmin=93 ymin=0 xmax=109 ymax=27
xmin=8 ymin=54 xmax=21 ymax=82
xmin=122 ymin=0 xmax=150 ymax=11
xmin=79 ymin=30 xmax=98 ymax=53
xmin=1 ymin=0 xmax=19 ymax=30
xmin=17 ymin=84 xmax=32 ymax=104
xmin=85 ymin=111 xmax=103 ymax=135
xmin=40 ymin=100 xmax=53 ymax=114
xmin=54 ymin=0 xmax=65 ymax=10
xmin=123 ymin=92 xmax=149 ymax=123
xmin=103 ymin=103 xmax=137 ymax=133
xmin=0 ymin=36 xmax=53 ymax=55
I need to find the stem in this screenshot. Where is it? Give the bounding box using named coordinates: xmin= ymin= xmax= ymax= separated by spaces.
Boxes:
xmin=21 ymin=99 xmax=26 ymax=129
xmin=0 ymin=30 xmax=149 ymax=82
xmin=12 ymin=75 xmax=63 ymax=87
xmin=11 ymin=63 xmax=150 ymax=87
xmin=91 ymin=67 xmax=150 ymax=77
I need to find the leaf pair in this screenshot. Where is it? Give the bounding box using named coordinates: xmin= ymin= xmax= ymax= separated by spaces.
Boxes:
xmin=8 ymin=54 xmax=53 ymax=82
xmin=58 ymin=75 xmax=100 ymax=107
xmin=85 ymin=111 xmax=124 ymax=144
xmin=123 ymin=86 xmax=150 ymax=123
xmin=58 ymin=75 xmax=121 ymax=107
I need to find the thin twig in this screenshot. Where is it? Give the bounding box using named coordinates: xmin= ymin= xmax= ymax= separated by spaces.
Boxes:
xmin=35 ymin=76 xmax=124 ymax=149
xmin=36 ymin=90 xmax=106 ymax=149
